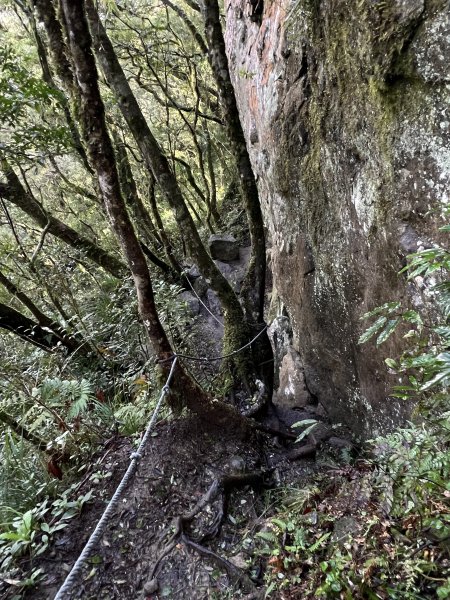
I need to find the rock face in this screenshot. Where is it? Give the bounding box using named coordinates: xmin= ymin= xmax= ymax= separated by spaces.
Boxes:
xmin=225 ymin=0 xmax=450 ymax=437
xmin=276 ymin=347 xmax=312 ymax=409
xmin=208 ymin=234 xmax=239 ymax=261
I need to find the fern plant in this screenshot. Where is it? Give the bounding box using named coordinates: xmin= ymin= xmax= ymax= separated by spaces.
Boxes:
xmin=359 ymin=221 xmax=450 ymax=398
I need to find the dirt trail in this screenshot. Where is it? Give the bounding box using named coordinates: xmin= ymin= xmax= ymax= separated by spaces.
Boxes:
xmin=21 ymin=416 xmax=316 ymax=600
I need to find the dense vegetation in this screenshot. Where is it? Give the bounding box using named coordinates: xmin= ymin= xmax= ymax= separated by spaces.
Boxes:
xmin=0 ymin=0 xmax=268 ymax=590
xmin=0 ymin=0 xmax=449 ymax=598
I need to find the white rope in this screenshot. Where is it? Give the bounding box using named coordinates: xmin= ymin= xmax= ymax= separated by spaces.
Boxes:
xmin=53 ymin=357 xmax=178 ymax=600
xmin=158 ymin=324 xmax=269 ymax=363
xmin=182 ymin=271 xmax=224 ymax=328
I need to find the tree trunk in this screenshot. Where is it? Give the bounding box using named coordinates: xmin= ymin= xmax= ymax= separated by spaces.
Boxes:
xmin=200 ymin=0 xmax=266 ymax=323
xmin=0 ymin=302 xmax=70 ymax=351
xmin=0 ymin=269 xmax=83 ymax=353
xmin=32 ymin=0 xmax=75 ymax=90
xmin=0 ymin=161 xmax=126 ymax=278
xmin=28 ymin=0 xmax=91 ymax=173
xmin=113 ymin=133 xmax=179 ymax=278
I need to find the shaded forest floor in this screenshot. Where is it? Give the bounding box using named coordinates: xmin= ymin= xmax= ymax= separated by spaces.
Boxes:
xmin=15 ymin=415 xmax=320 ymax=599
xmin=2 ymin=412 xmax=449 ymax=599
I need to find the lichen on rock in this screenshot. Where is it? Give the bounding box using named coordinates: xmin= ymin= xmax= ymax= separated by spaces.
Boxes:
xmin=225 ymin=0 xmax=450 ymax=437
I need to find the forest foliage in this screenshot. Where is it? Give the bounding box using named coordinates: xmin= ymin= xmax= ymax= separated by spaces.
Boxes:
xmin=0 ymin=0 xmax=254 ymax=581
xmin=0 ymin=0 xmax=449 ymax=598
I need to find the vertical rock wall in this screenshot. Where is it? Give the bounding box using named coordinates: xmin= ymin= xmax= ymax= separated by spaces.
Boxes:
xmin=225 ymin=0 xmax=450 ymax=437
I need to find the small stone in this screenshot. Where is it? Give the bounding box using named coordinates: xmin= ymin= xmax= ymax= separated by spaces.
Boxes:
xmin=228 ymin=455 xmax=246 ymax=473
xmin=331 ymin=517 xmax=360 ymax=545
xmin=143 ymin=579 xmax=158 ymax=595
xmin=208 ymin=234 xmax=239 ymax=262
xmin=229 ymin=552 xmax=248 ymax=569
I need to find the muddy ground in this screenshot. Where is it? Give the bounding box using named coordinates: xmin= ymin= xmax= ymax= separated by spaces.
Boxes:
xmin=6 ymin=414 xmax=324 ymax=600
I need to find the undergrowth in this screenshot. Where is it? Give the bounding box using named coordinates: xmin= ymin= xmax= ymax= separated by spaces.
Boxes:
xmin=253 ymin=222 xmax=450 ymax=598
xmin=0 ymin=276 xmax=195 ymax=593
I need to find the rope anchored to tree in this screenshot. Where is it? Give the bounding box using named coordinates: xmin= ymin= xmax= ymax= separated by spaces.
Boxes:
xmin=53 ymin=324 xmax=269 ymax=598
xmin=157 ymin=324 xmax=269 ymax=363
xmin=53 ymin=356 xmax=178 ymax=600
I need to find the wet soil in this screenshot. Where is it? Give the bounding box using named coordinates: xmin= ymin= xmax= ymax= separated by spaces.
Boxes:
xmin=9 ymin=415 xmax=318 ymax=600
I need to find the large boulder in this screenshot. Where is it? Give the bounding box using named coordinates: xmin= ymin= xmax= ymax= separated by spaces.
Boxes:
xmin=208 ymin=234 xmax=239 ymax=262
xmin=225 ymin=0 xmax=450 ymax=437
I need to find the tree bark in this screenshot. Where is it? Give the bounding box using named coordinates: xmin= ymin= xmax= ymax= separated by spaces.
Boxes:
xmin=0 ymin=302 xmax=66 ymax=351
xmin=0 ymin=269 xmax=82 ymax=353
xmin=83 ymin=0 xmax=249 ymax=355
xmin=0 ymin=161 xmax=126 ymax=278
xmin=200 ymin=0 xmax=266 ymax=323
xmin=113 ymin=132 xmax=180 ymax=278
xmin=28 ymin=0 xmax=91 ymax=173
xmin=31 ymin=0 xmax=76 ymax=96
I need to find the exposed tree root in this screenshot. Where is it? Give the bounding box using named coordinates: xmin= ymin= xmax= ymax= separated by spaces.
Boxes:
xmin=285 ymin=443 xmax=317 ymax=461
xmin=150 ymin=470 xmax=271 ymax=592
xmin=180 ymin=533 xmax=255 ymax=593
xmin=242 ymin=380 xmax=268 ymax=418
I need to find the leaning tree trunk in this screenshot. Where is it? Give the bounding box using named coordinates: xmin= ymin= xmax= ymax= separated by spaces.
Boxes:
xmin=200 ymin=0 xmax=266 ymax=325
xmin=0 ymin=270 xmax=83 ymax=353
xmin=200 ymin=0 xmax=274 ymax=393
xmin=0 ymin=162 xmax=126 ymax=278
xmin=59 ymin=0 xmax=253 ymax=431
xmin=82 ymin=0 xmax=255 ymax=374
xmin=0 ymin=302 xmax=75 ymax=352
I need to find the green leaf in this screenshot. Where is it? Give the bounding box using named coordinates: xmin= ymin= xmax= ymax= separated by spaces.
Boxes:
xmin=22 ymin=511 xmax=33 ymax=532
xmin=308 ymin=532 xmax=330 ymax=552
xmin=421 ymin=368 xmax=450 ymax=391
xmin=292 ymin=419 xmax=318 ymax=428
xmin=256 ymin=531 xmax=278 ymax=543
xmin=295 ymin=422 xmax=318 ymax=443
xmin=402 ymin=310 xmax=423 ymax=326
xmin=361 ymin=302 xmax=401 ymax=320
xmin=358 ymin=316 xmax=387 ymax=344
xmin=0 ymin=532 xmax=24 ymax=541
xmin=376 ymin=318 xmax=400 ymax=345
